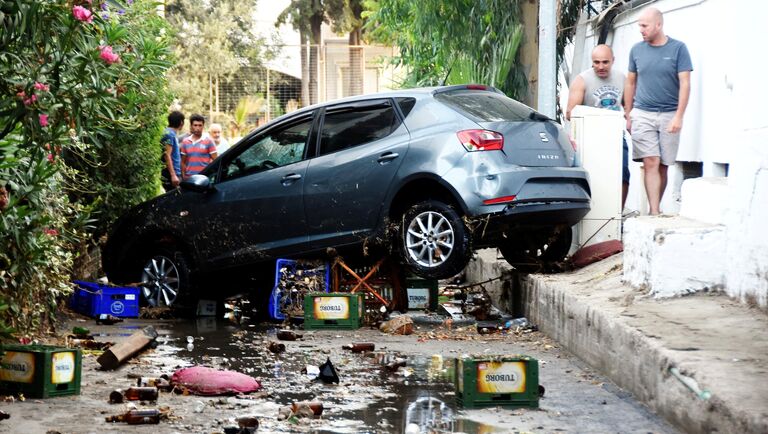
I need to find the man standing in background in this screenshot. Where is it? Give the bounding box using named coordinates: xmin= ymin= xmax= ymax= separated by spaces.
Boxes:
xmin=209 ymin=123 xmax=230 ymax=154
xmin=181 ymin=114 xmax=218 ymax=179
xmin=161 ymin=111 xmax=185 ymax=191
xmin=567 ymin=44 xmax=629 ymax=209
xmin=624 ymin=7 xmax=692 ymax=215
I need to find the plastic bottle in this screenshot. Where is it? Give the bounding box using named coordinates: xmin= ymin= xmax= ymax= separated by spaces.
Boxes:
xmin=504 ymin=317 xmax=529 ymax=329
xmin=72 ymin=326 xmax=90 ymax=336
xmin=96 ymin=314 xmax=124 ymax=325
xmin=342 ymin=342 xmax=375 ymax=353
xmin=105 ymin=409 xmax=161 ymax=424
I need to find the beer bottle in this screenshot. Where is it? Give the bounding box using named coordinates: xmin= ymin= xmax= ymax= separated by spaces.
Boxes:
xmin=108 ymin=390 xmax=124 ymax=404
xmin=123 ymin=386 xmax=159 ymax=401
xmin=136 ymin=376 xmax=172 ymax=391
xmin=342 ymin=342 xmax=375 ymax=353
xmin=96 ymin=314 xmax=124 ymax=325
xmin=105 ymin=409 xmax=161 ymax=424
xmin=267 ymin=341 xmax=286 ymax=354
xmin=276 ymin=330 xmax=302 ymax=341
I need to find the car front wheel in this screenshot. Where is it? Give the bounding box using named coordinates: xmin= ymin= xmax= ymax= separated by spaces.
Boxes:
xmin=140 ymin=251 xmax=191 ymax=307
xmin=399 ymin=200 xmax=471 ymax=279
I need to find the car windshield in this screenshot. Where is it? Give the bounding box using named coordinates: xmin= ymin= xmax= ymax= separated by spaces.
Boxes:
xmin=435 ymin=89 xmax=538 ymax=122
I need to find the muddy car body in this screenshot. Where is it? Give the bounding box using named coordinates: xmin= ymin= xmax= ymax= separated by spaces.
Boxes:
xmin=103 ymin=85 xmax=590 ymax=306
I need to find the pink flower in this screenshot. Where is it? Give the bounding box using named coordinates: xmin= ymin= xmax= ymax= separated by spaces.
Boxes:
xmin=34 ymin=82 xmax=49 ymax=92
xmin=72 ymin=5 xmax=94 ymax=23
xmin=39 ymin=113 xmax=49 ymax=127
xmin=43 ymin=228 xmax=59 ymax=236
xmin=23 ymin=94 xmax=38 ymax=106
xmin=99 ymin=45 xmax=120 ymax=65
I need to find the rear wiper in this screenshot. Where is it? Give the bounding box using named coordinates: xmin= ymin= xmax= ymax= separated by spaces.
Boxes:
xmin=528 ymin=111 xmax=550 ymax=122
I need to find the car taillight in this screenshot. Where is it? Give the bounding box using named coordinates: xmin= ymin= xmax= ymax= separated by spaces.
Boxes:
xmin=457 ymin=129 xmax=504 ymax=152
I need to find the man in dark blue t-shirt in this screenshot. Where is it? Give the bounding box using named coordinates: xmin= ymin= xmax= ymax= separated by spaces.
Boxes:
xmin=161 ymin=111 xmax=185 ymax=191
xmin=624 ymin=7 xmax=692 ymax=215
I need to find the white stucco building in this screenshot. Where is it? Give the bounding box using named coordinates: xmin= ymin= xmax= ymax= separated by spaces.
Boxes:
xmin=562 ymin=0 xmax=768 ymax=307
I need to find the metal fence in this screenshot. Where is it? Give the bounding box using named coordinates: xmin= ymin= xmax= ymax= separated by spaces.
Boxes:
xmin=197 ymin=44 xmax=400 ymax=143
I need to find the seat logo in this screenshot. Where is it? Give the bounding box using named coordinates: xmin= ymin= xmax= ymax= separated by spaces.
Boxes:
xmin=539 ymin=133 xmax=549 ymax=142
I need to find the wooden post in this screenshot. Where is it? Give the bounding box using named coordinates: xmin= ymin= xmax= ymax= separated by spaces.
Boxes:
xmin=97 ymin=326 xmax=158 ymax=370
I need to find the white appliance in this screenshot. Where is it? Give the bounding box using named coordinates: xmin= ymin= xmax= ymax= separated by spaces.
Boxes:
xmin=569 ymin=105 xmax=624 ymax=247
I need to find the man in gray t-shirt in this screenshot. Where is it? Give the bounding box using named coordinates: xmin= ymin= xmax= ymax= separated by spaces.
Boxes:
xmin=567 ymin=44 xmax=629 ymax=208
xmin=624 ymin=7 xmax=693 ymax=215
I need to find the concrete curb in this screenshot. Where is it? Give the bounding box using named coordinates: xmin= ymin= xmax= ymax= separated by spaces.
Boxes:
xmin=519 ymin=255 xmax=768 ymax=434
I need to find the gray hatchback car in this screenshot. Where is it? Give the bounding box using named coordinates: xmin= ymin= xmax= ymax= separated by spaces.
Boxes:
xmin=103 ymin=85 xmax=590 ymax=307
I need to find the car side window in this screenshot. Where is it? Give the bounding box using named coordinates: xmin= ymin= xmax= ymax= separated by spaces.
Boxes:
xmin=221 ymin=117 xmax=312 ymax=182
xmin=319 ymin=101 xmax=400 ymax=156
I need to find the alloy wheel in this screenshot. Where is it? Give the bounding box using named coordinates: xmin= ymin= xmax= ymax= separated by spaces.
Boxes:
xmin=140 ymin=255 xmax=180 ymax=307
xmin=405 ymin=210 xmax=455 ymax=267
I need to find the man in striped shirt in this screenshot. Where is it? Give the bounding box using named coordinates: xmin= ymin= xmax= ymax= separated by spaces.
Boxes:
xmin=181 ymin=113 xmax=218 ymax=179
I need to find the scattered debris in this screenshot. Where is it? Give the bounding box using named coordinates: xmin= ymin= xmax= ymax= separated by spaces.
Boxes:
xmin=317 ymin=357 xmax=340 ymax=384
xmin=276 ymin=329 xmax=302 ymax=341
xmin=236 ymin=415 xmax=260 ymax=429
xmin=96 ymin=314 xmax=124 ymax=325
xmin=109 ymin=386 xmax=158 ymax=403
xmin=267 ymin=341 xmax=286 ymax=354
xmin=0 ymin=410 xmax=9 ymax=421
xmin=380 ymin=315 xmax=414 ymax=335
xmin=97 ymin=326 xmax=158 ymax=370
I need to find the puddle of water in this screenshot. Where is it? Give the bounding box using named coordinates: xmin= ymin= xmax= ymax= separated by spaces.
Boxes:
xmin=157 ymin=316 xmax=507 ymax=433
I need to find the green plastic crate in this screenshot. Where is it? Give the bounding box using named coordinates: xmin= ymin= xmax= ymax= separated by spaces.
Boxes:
xmin=303 ymin=293 xmax=363 ymax=330
xmin=0 ymin=344 xmax=82 ymax=398
xmin=405 ymin=277 xmax=439 ymax=311
xmin=455 ymin=355 xmax=539 ymax=409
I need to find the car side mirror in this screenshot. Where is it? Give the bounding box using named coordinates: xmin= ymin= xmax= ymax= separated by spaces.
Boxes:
xmin=180 ymin=174 xmax=213 ymax=192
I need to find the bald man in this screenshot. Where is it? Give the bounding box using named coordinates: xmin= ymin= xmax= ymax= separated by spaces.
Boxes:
xmin=624 ymin=7 xmax=692 ymax=215
xmin=567 ymin=44 xmax=629 ymax=208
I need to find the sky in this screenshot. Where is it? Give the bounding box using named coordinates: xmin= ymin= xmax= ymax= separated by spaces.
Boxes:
xmin=254 ymin=0 xmax=301 ymax=78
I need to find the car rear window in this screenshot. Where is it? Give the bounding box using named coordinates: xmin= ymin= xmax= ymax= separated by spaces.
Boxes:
xmin=434 ymin=90 xmax=536 ymax=122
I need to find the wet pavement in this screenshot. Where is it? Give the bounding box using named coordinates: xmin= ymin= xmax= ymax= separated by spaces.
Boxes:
xmin=0 ymin=312 xmax=680 ymax=433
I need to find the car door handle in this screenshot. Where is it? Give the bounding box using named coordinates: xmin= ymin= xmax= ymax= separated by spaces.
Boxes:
xmin=377 ymin=152 xmax=399 ymax=164
xmin=281 ymin=173 xmax=302 ymax=185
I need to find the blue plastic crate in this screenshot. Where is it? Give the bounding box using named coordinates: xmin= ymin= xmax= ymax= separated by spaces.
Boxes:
xmin=268 ymin=259 xmax=330 ymax=320
xmin=70 ymin=281 xmax=140 ymax=318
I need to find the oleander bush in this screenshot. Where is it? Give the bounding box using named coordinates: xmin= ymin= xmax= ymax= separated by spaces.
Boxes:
xmin=0 ymin=0 xmax=174 ymax=334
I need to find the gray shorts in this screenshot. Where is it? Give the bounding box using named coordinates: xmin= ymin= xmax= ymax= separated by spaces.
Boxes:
xmin=629 ymin=108 xmax=680 ymax=166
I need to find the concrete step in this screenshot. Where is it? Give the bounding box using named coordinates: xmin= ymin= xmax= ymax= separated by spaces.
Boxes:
xmin=679 ymin=177 xmax=729 ymax=225
xmin=622 ymin=215 xmax=725 ymax=298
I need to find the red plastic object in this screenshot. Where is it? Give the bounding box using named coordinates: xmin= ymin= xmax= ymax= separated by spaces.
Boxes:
xmin=171 ymin=366 xmax=262 ymax=396
xmin=570 ymin=240 xmax=623 ymax=269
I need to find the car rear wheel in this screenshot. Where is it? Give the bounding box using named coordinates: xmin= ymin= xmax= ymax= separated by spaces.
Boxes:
xmin=399 ymin=200 xmax=471 ymax=279
xmin=140 ymin=250 xmax=191 ymax=307
xmin=498 ymin=226 xmax=573 ymax=272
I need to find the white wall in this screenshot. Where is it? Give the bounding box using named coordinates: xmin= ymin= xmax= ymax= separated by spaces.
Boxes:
xmin=720 ymin=0 xmax=768 ymax=307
